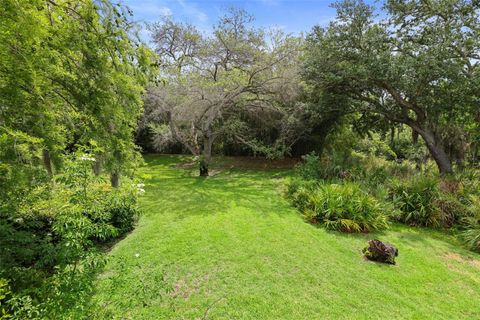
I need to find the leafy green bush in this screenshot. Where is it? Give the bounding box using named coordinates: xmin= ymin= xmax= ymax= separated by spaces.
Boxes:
xmin=462 ymin=225 xmax=480 ymax=252
xmin=107 ymin=186 xmax=141 ymax=234
xmin=461 ymin=196 xmax=480 ymax=252
xmin=0 ymin=278 xmax=13 ymax=319
xmin=296 ymin=152 xmax=323 ymax=180
xmin=285 ymin=178 xmax=320 ymax=212
xmin=296 ymin=150 xmax=417 ymax=186
xmin=388 ymin=176 xmax=442 ymax=227
xmin=0 ymin=151 xmax=144 ymax=318
xmin=388 ymin=176 xmax=475 ymax=228
xmin=288 ymin=182 xmax=389 ymax=233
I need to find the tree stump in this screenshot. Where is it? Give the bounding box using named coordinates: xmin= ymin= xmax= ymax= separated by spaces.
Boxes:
xmin=362 ymin=239 xmax=398 ymax=265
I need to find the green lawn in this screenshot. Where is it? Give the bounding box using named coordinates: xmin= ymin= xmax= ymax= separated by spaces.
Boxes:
xmin=90 ymin=155 xmax=480 ymax=319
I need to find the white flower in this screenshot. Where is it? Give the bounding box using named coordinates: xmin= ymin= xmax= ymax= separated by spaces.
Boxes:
xmin=138 ymin=188 xmax=145 ymax=194
xmin=134 ymin=253 xmax=140 ymax=258
xmin=136 ymin=183 xmax=145 ymax=188
xmin=78 ymin=154 xmax=95 ymax=162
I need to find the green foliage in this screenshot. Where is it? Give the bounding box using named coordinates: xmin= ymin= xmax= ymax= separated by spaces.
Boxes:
xmin=296 ymin=146 xmax=416 ymax=189
xmin=107 ymin=185 xmax=141 ymax=234
xmin=0 ymin=279 xmax=12 ymax=319
xmin=388 ymin=176 xmax=442 ymax=227
xmin=288 ymin=181 xmax=389 ymax=233
xmin=0 ymin=1 xmax=151 ymax=315
xmin=296 ymin=152 xmax=322 ymax=180
xmin=285 ymin=178 xmax=319 ymax=212
xmin=302 ymin=0 xmax=480 ymax=174
xmin=0 ymin=151 xmax=143 ymax=318
xmin=461 ymin=196 xmax=480 ymax=252
xmin=89 ymin=155 xmax=480 ymax=319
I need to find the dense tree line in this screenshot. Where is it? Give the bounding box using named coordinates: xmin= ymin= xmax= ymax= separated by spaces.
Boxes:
xmin=139 ymin=0 xmax=479 ymax=176
xmin=302 ymin=0 xmax=479 ymax=175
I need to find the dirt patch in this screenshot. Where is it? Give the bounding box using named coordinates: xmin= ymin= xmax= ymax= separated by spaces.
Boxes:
xmin=170 ymin=272 xmax=211 ymax=300
xmin=443 ymin=252 xmax=480 ymax=269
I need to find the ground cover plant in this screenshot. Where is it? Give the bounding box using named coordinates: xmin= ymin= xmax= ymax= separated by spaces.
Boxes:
xmin=286 ymin=180 xmax=389 ymax=232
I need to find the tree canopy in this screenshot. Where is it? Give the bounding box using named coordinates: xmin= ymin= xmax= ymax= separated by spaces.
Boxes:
xmin=145 ymin=8 xmax=306 ymax=175
xmin=302 ymin=0 xmax=480 ymax=174
xmin=0 ymin=0 xmax=154 ymax=184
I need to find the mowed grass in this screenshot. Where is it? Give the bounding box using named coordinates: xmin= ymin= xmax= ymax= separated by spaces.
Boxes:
xmin=90 ymin=155 xmax=480 ymax=319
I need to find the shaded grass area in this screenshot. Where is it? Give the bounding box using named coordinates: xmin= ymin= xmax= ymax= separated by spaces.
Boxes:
xmin=90 ymin=155 xmax=480 ymax=319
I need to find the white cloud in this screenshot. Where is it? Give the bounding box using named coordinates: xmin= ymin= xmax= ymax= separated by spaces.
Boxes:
xmin=176 ymin=0 xmax=208 ymax=22
xmin=123 ymin=0 xmax=172 ymax=22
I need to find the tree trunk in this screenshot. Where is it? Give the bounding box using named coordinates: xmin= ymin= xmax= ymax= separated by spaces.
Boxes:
xmin=390 ymin=127 xmax=395 ymax=147
xmin=414 ymin=126 xmax=453 ymax=175
xmin=94 ymin=155 xmax=102 ymax=176
xmin=110 ymin=171 xmax=120 ymax=188
xmin=199 ymin=135 xmax=213 ymax=177
xmin=199 ymin=160 xmax=209 ymax=176
xmin=42 ymin=149 xmax=53 ymax=176
xmin=412 ymin=129 xmax=418 ymax=144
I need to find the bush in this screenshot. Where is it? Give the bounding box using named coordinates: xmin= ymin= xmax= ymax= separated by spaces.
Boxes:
xmin=107 ymin=186 xmax=141 ymax=234
xmin=296 ymin=152 xmax=323 ymax=180
xmin=463 ymin=226 xmax=480 ymax=252
xmin=388 ymin=176 xmax=475 ymax=228
xmin=461 ymin=196 xmax=480 ymax=252
xmin=288 ymin=182 xmax=389 ymax=233
xmin=0 ymin=278 xmax=13 ymax=319
xmin=388 ymin=176 xmax=442 ymax=227
xmin=285 ymin=178 xmax=320 ymax=213
xmin=296 ymin=150 xmax=417 ymax=186
xmin=0 ymin=151 xmax=144 ymax=318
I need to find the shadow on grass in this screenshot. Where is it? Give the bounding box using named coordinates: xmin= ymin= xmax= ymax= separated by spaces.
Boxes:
xmin=140 ymin=155 xmax=476 ymax=258
xmin=140 ymin=158 xmax=295 ymax=222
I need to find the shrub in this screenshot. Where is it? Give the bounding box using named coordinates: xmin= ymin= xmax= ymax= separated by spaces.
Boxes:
xmin=285 ymin=178 xmax=319 ymax=212
xmin=0 ymin=278 xmax=13 ymax=319
xmin=288 ymin=182 xmax=389 ymax=233
xmin=0 ymin=150 xmax=143 ymax=318
xmin=388 ymin=176 xmax=442 ymax=227
xmin=463 ymin=226 xmax=480 ymax=252
xmin=296 ymin=152 xmax=323 ymax=180
xmin=389 ymin=176 xmax=475 ymax=228
xmin=107 ymin=186 xmax=141 ymax=234
xmin=461 ymin=196 xmax=480 ymax=252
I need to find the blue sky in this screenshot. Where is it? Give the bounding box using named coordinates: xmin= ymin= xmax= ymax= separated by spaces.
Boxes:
xmin=121 ymin=0 xmax=347 ymax=40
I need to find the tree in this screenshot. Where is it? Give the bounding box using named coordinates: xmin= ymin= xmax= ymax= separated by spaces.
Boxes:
xmin=146 ymin=9 xmax=303 ymax=176
xmin=302 ymin=0 xmax=480 ymax=175
xmin=0 ymin=0 xmax=154 ymax=186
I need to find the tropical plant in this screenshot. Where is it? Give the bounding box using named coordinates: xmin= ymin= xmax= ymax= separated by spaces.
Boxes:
xmin=388 ymin=176 xmax=442 ymax=227
xmin=288 ymin=182 xmax=389 ymax=232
